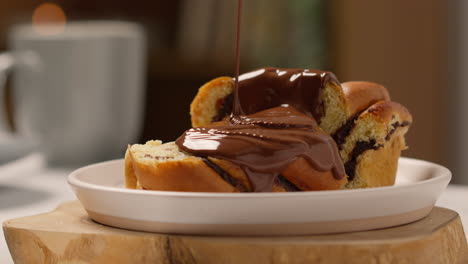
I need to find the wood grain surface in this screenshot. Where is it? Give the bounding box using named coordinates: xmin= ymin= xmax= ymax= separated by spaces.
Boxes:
xmin=3 ymin=201 xmax=467 ymax=264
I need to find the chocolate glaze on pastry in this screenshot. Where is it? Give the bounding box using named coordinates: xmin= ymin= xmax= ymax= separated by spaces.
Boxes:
xmin=176 ymin=106 xmax=345 ymax=192
xmin=177 ymin=67 xmax=345 ymax=192
xmin=233 ymin=67 xmax=339 ymax=122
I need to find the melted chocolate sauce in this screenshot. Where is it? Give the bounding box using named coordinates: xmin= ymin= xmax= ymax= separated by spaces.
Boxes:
xmin=176 ymin=106 xmax=345 ymax=192
xmin=233 ymin=67 xmax=339 ymax=122
xmin=233 ymin=0 xmax=242 ymax=114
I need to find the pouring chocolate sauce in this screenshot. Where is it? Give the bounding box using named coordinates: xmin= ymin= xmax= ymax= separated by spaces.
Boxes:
xmin=175 ymin=0 xmax=345 ymax=192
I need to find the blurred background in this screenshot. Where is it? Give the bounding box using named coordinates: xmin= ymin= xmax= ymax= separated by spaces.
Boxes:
xmin=0 ymin=0 xmax=464 ymax=183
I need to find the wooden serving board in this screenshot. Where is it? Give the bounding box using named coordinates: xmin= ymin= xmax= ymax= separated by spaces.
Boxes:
xmin=3 ymin=201 xmax=468 ymax=264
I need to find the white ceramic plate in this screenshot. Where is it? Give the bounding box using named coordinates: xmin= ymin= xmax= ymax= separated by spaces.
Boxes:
xmin=68 ymin=157 xmax=451 ymax=236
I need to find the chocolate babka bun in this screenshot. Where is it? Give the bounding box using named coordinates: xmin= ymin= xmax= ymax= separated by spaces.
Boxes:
xmin=332 ymin=81 xmax=412 ymax=188
xmin=125 ymin=68 xmax=412 ymax=192
xmin=127 ymin=68 xmax=351 ymax=192
xmin=186 ymin=74 xmax=411 ymax=190
xmin=338 ymin=101 xmax=412 ymax=188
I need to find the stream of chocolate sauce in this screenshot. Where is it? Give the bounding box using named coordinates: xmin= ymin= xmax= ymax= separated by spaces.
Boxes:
xmin=175 ymin=0 xmax=345 ymax=192
xmin=233 ymin=0 xmax=242 ymax=115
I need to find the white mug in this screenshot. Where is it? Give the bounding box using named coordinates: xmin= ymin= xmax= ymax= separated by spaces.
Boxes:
xmin=0 ymin=21 xmax=146 ymax=166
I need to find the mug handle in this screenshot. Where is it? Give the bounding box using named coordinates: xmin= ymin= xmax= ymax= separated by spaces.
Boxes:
xmin=0 ymin=51 xmax=42 ymax=134
xmin=0 ymin=52 xmax=16 ymax=133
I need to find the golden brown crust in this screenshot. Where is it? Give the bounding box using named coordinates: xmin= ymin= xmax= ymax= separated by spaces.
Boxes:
xmin=342 ymin=81 xmax=390 ymax=116
xmin=129 ymin=156 xmax=239 ymax=193
xmin=190 ymin=77 xmax=233 ymax=127
xmin=360 ymin=100 xmax=413 ymax=126
xmin=282 ymin=158 xmax=348 ymax=190
xmin=124 ymin=146 xmax=138 ymax=189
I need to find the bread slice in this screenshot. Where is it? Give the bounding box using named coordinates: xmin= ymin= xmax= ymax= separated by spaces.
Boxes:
xmin=190 ymin=77 xmax=234 ymax=128
xmin=125 ymin=141 xmax=240 ymax=192
xmin=190 ymin=76 xmax=349 ymax=135
xmin=125 ymin=141 xmax=348 ymax=192
xmin=338 ymin=101 xmax=412 ymax=188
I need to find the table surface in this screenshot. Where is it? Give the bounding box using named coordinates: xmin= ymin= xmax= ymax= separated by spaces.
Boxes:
xmin=0 ymin=154 xmax=467 ymax=263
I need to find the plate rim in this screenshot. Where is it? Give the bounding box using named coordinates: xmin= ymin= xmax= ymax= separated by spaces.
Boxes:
xmin=67 ymin=157 xmax=452 ymax=199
